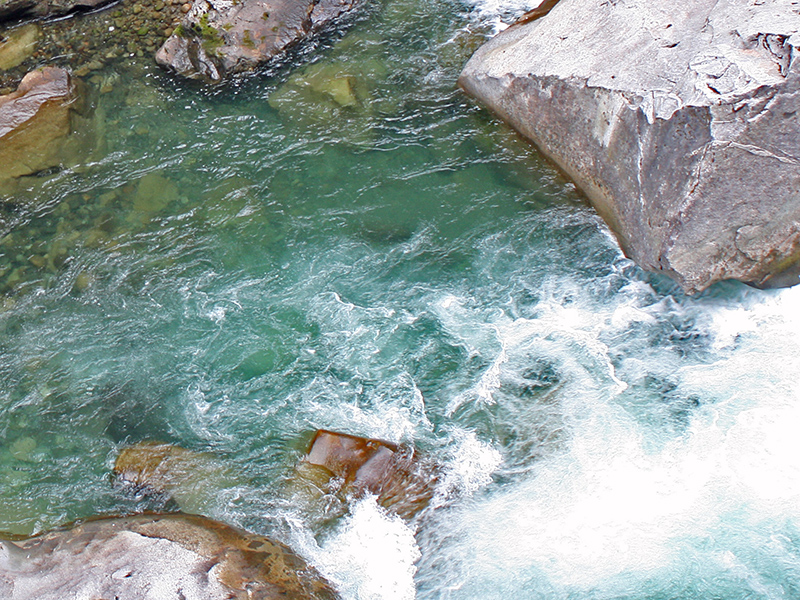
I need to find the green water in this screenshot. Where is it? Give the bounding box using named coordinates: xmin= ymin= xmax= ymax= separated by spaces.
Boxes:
xmin=3 ymin=0 xmax=800 ymax=598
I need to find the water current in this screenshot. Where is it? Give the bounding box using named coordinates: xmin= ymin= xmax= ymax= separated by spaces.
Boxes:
xmin=2 ymin=0 xmax=800 ymax=598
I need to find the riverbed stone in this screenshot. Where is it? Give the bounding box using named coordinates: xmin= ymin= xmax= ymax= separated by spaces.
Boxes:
xmin=155 ymin=0 xmax=360 ymax=83
xmin=0 ymin=513 xmax=339 ymax=599
xmin=459 ymin=0 xmax=800 ymax=293
xmin=0 ymin=66 xmax=93 ymax=184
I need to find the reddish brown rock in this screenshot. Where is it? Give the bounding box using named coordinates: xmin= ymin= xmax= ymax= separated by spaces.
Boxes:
xmin=299 ymin=430 xmax=437 ymax=519
xmin=0 ymin=513 xmax=338 ymax=599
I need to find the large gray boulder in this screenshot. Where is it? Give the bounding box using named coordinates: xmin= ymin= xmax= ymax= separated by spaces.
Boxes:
xmin=0 ymin=513 xmax=339 ymax=599
xmin=459 ymin=0 xmax=800 ymax=293
xmin=155 ymin=0 xmax=358 ymax=83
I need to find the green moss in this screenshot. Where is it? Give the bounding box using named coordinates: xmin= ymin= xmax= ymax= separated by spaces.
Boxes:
xmin=174 ymin=23 xmax=187 ymax=38
xmin=193 ymin=12 xmax=224 ymax=53
xmin=242 ymin=29 xmax=255 ymax=49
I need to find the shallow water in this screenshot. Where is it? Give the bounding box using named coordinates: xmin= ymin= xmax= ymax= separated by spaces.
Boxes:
xmin=2 ymin=0 xmax=800 ymax=598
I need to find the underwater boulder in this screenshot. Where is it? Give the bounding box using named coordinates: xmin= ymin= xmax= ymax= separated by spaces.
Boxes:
xmin=114 ymin=441 xmax=236 ymax=515
xmin=297 ymin=429 xmax=437 ymax=520
xmin=0 ymin=513 xmax=339 ymax=599
xmin=459 ymin=0 xmax=800 ymax=293
xmin=155 ymin=0 xmax=359 ymax=83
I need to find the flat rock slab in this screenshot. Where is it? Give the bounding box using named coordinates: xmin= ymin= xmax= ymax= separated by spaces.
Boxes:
xmin=0 ymin=66 xmax=92 ymax=183
xmin=156 ymin=0 xmax=358 ymax=83
xmin=0 ymin=513 xmax=339 ymax=599
xmin=460 ymin=0 xmax=800 ymax=293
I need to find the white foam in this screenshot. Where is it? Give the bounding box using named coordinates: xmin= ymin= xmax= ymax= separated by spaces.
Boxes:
xmin=461 ymin=0 xmax=545 ymax=33
xmin=310 ymin=498 xmax=422 ymax=600
xmin=417 ymin=282 xmax=800 ymax=597
xmin=434 ymin=430 xmax=503 ymax=504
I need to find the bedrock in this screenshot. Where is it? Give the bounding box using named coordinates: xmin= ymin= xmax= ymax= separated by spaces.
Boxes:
xmin=459 ymin=0 xmax=800 ymax=293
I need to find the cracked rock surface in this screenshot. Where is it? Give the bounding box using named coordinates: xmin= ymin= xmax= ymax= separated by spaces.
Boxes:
xmin=0 ymin=513 xmax=339 ymax=600
xmin=155 ymin=0 xmax=358 ymax=83
xmin=459 ymin=0 xmax=800 ymax=293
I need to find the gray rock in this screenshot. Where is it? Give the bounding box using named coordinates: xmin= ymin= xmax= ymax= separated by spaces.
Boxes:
xmin=459 ymin=0 xmax=800 ymax=293
xmin=0 ymin=513 xmax=339 ymax=599
xmin=155 ymin=0 xmax=358 ymax=83
xmin=0 ymin=0 xmax=111 ymax=23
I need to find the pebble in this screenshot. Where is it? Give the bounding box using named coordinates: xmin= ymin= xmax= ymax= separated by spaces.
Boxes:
xmin=181 ymin=3 xmax=191 ymax=12
xmin=133 ymin=4 xmax=142 ymax=13
xmin=73 ymin=271 xmax=92 ymax=292
xmin=28 ymin=255 xmax=47 ymax=269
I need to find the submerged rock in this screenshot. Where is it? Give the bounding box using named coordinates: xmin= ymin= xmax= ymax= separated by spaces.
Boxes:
xmin=0 ymin=23 xmax=39 ymax=70
xmin=155 ymin=0 xmax=360 ymax=83
xmin=0 ymin=66 xmax=93 ymax=183
xmin=296 ymin=429 xmax=437 ymax=520
xmin=0 ymin=513 xmax=339 ymax=599
xmin=459 ymin=0 xmax=800 ymax=293
xmin=114 ymin=441 xmax=236 ymax=515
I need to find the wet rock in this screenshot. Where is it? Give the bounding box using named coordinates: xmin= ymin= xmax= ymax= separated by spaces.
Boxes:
xmin=114 ymin=441 xmax=236 ymax=515
xmin=459 ymin=0 xmax=800 ymax=293
xmin=0 ymin=513 xmax=339 ymax=599
xmin=0 ymin=66 xmax=93 ymax=183
xmin=0 ymin=0 xmax=112 ymax=24
xmin=297 ymin=430 xmax=436 ymax=520
xmin=155 ymin=0 xmax=360 ymax=83
xmin=0 ymin=23 xmax=39 ymax=70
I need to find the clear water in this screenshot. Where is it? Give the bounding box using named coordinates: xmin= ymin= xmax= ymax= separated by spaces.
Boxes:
xmin=2 ymin=0 xmax=800 ymax=598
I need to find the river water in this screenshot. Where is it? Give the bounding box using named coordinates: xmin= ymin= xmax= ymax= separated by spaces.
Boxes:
xmin=2 ymin=0 xmax=800 ymax=598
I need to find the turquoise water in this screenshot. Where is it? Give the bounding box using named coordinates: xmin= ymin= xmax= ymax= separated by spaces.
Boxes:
xmin=3 ymin=0 xmax=800 ymax=598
